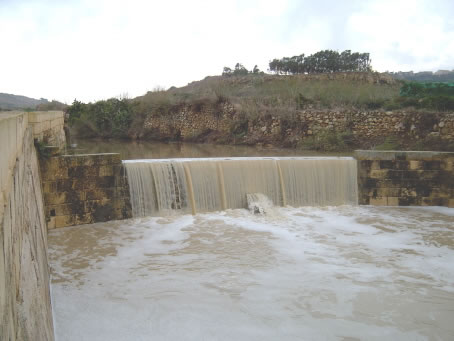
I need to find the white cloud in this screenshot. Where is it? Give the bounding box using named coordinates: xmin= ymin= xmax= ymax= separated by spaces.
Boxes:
xmin=0 ymin=0 xmax=453 ymax=103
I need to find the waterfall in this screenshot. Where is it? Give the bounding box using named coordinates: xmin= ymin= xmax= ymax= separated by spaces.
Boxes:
xmin=124 ymin=157 xmax=358 ymax=217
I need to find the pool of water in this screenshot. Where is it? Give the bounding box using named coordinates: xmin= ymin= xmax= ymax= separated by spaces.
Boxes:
xmin=49 ymin=206 xmax=454 ymax=340
xmin=67 ymin=138 xmax=352 ymax=160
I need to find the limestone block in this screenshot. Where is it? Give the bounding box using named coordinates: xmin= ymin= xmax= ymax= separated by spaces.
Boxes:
xmin=409 ymin=160 xmax=421 ymax=170
xmin=370 ymin=197 xmax=387 ymax=206
xmin=370 ymin=169 xmax=389 ymax=179
xmin=376 ymin=188 xmax=401 ymax=197
xmin=75 ymin=213 xmax=94 ymax=225
xmin=55 ymin=215 xmax=76 ymax=228
xmin=99 ymin=165 xmax=114 ymax=177
xmin=442 ymin=161 xmax=453 ymax=171
xmin=449 ymin=199 xmax=454 ymax=208
xmin=387 ymin=197 xmax=399 ymax=206
xmin=47 ymin=216 xmax=56 ymax=229
xmin=86 ymin=188 xmax=115 ymax=201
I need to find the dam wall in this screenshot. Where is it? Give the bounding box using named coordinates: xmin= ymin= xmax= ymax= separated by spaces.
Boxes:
xmin=356 ymin=150 xmax=454 ymax=207
xmin=40 ymin=153 xmax=132 ymax=229
xmin=0 ymin=112 xmax=55 ymax=341
xmin=43 ymin=152 xmax=454 ymax=227
xmin=124 ymin=157 xmax=358 ymax=217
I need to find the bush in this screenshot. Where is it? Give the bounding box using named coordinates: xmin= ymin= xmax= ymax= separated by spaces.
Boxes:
xmin=67 ymin=98 xmax=133 ymax=138
xmin=420 ymin=95 xmax=454 ymax=111
xmin=230 ymin=119 xmax=248 ymax=138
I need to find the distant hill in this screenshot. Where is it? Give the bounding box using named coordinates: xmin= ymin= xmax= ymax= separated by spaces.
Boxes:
xmin=0 ymin=93 xmax=48 ymax=110
xmin=0 ymin=93 xmax=66 ymax=111
xmin=387 ymin=70 xmax=454 ymax=82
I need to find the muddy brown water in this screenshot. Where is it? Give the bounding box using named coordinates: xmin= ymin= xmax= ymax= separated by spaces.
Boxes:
xmin=67 ymin=138 xmax=352 ymax=159
xmin=49 ymin=206 xmax=454 ymax=340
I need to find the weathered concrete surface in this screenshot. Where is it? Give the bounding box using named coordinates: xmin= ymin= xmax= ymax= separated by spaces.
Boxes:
xmin=40 ymin=153 xmax=132 ymax=229
xmin=356 ymin=150 xmax=454 ymax=207
xmin=0 ymin=115 xmax=54 ymax=340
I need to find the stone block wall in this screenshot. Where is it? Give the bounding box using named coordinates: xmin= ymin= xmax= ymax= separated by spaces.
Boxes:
xmin=356 ymin=150 xmax=454 ymax=207
xmin=0 ymin=115 xmax=54 ymax=340
xmin=28 ymin=111 xmax=66 ymax=149
xmin=40 ymin=153 xmax=132 ymax=229
xmin=0 ymin=113 xmax=28 ymax=216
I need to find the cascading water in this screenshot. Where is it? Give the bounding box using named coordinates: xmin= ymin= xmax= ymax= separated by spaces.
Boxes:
xmin=124 ymin=157 xmax=358 ymax=217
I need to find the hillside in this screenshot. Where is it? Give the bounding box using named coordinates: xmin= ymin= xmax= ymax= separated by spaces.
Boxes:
xmin=137 ymin=72 xmax=400 ymax=110
xmin=67 ymin=72 xmax=454 ymax=152
xmin=0 ymin=93 xmax=66 ymax=111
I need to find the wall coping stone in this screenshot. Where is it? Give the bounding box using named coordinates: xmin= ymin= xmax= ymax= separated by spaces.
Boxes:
xmin=355 ymin=150 xmax=454 ymax=160
xmin=60 ymin=153 xmax=120 ymax=157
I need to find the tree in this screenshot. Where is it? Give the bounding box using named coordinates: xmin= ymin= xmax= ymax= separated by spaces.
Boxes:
xmin=222 ymin=67 xmax=233 ymax=76
xmin=268 ymin=50 xmax=372 ymax=74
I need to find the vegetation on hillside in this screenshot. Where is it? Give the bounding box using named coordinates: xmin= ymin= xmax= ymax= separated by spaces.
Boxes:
xmin=388 ymin=70 xmax=454 ymax=83
xmin=384 ymin=82 xmax=454 ymax=111
xmin=268 ymin=50 xmax=371 ymax=74
xmin=67 ymin=98 xmax=132 ymax=138
xmin=65 ymin=49 xmax=453 ymax=152
xmin=222 ymin=63 xmax=264 ymax=76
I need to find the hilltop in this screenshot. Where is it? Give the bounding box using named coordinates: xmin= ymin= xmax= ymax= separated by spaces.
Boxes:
xmin=0 ymin=93 xmax=66 ymax=111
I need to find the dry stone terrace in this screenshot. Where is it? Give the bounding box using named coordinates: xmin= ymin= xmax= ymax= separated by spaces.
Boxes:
xmin=144 ymin=103 xmax=454 ymax=147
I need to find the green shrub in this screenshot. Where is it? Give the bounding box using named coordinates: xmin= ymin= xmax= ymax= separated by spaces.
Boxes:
xmin=230 ymin=119 xmax=249 ymax=138
xmin=420 ymin=95 xmax=454 ymax=111
xmin=67 ymin=98 xmax=133 ymax=138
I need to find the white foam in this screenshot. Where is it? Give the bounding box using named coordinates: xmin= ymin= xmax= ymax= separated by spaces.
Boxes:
xmin=49 ymin=206 xmax=454 ymax=340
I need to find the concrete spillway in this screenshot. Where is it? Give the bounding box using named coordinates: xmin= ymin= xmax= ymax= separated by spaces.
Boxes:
xmin=123 ymin=157 xmax=358 ymax=217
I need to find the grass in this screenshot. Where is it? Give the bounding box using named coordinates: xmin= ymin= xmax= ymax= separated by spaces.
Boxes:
xmin=161 ymin=73 xmax=401 ymax=112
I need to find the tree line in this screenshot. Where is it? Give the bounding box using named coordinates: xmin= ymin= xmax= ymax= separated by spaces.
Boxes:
xmin=222 ymin=63 xmax=264 ymax=76
xmin=222 ymin=50 xmax=372 ymax=77
xmin=269 ymin=50 xmax=371 ymax=74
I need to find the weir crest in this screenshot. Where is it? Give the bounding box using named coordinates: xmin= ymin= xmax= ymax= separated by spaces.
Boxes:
xmin=123 ymin=157 xmax=358 ymax=217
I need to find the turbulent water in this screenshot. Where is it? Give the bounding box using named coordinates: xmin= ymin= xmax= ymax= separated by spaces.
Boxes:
xmin=49 ymin=206 xmax=454 ymax=341
xmin=124 ymin=157 xmax=358 ymax=217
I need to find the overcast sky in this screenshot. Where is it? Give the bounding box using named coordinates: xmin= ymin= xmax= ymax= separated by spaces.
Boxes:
xmin=1 ymin=0 xmax=453 ymax=103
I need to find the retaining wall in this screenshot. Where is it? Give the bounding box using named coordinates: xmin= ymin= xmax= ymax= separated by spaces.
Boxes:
xmin=143 ymin=104 xmax=454 ymax=148
xmin=40 ymin=154 xmax=132 ymax=229
xmin=0 ymin=113 xmax=55 ymax=340
xmin=356 ymin=150 xmax=454 ymax=207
